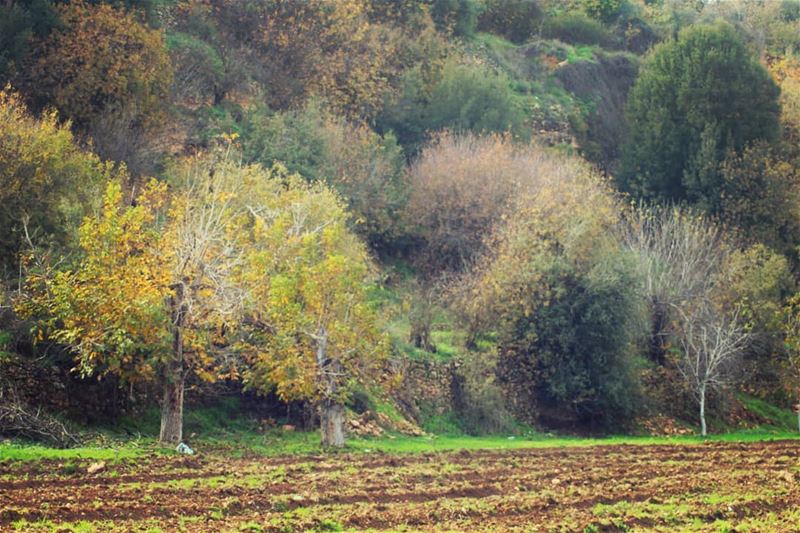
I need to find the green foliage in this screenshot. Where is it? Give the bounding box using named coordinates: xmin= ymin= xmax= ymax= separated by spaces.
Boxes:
xmin=167 ymin=31 xmax=225 ymax=103
xmin=241 ymin=102 xmax=407 ymax=251
xmin=478 ymin=0 xmax=543 ymax=44
xmin=542 ymin=12 xmax=620 ymax=48
xmin=378 ymin=58 xmax=523 ymax=150
xmin=0 ymin=0 xmax=59 ymax=82
xmin=619 ymin=21 xmax=780 ymax=205
xmin=579 ymin=0 xmax=624 ymax=22
xmin=495 ymin=254 xmax=644 ymax=428
xmin=238 ymin=170 xmax=388 ymax=405
xmin=460 ymin=150 xmax=643 ymax=428
xmin=0 ymin=89 xmax=111 ymax=274
xmin=430 ymin=0 xmax=482 ymax=38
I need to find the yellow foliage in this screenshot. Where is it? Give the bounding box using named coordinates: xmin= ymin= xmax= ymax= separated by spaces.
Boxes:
xmin=23 ymin=1 xmax=172 ymax=129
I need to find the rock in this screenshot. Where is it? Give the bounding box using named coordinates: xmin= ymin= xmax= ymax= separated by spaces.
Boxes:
xmin=176 ymin=442 xmax=194 ymax=455
xmin=87 ymin=461 xmax=106 ymax=475
xmin=282 ymin=424 xmax=295 ymax=432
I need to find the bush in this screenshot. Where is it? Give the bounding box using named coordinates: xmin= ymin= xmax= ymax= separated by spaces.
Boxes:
xmin=22 ymin=2 xmax=173 ymax=131
xmin=378 ymin=58 xmax=523 ymax=151
xmin=242 ymin=103 xmax=406 ymax=251
xmin=404 ymin=133 xmax=582 ymax=273
xmin=0 ymin=0 xmax=58 ymax=82
xmin=167 ymin=31 xmax=226 ymax=104
xmin=0 ymin=90 xmax=112 ymax=273
xmin=717 ymin=143 xmax=800 ymax=254
xmin=478 ymin=0 xmax=543 ymax=44
xmin=458 ymin=153 xmax=643 ymax=429
xmin=430 ymin=0 xmax=482 ymax=38
xmin=542 ymin=12 xmax=620 ymax=48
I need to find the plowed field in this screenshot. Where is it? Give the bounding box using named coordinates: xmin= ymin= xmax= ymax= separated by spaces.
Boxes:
xmin=2 ymin=440 xmax=799 ymax=532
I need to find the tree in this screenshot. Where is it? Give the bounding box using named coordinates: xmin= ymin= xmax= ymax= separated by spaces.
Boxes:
xmin=479 ymin=0 xmax=543 ymax=44
xmin=21 ymin=1 xmax=172 ymax=132
xmin=17 ymin=151 xmax=249 ymax=444
xmin=377 ymin=57 xmax=522 ymax=151
xmin=0 ymin=89 xmax=111 ymax=275
xmin=717 ymin=143 xmax=800 ymax=254
xmin=782 ymin=294 xmax=800 ymax=432
xmin=203 ymin=0 xmax=401 ymax=120
xmin=404 ymin=133 xmax=584 ymax=273
xmin=624 ymin=206 xmax=729 ymax=365
xmin=457 ymin=150 xmax=643 ymax=428
xmin=674 ymin=303 xmax=750 ymax=436
xmin=619 ymin=21 xmax=780 ymax=207
xmin=0 ymin=0 xmax=58 ymax=83
xmin=238 ymin=170 xmax=387 ymax=447
xmin=625 ymin=206 xmax=766 ymax=435
xmin=242 ymin=103 xmax=407 ymax=252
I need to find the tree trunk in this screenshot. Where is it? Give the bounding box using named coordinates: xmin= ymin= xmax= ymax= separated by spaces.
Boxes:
xmin=699 ymin=385 xmax=707 ymax=437
xmin=320 ymin=400 xmax=345 ymax=448
xmin=796 ymin=405 xmax=800 ymax=434
xmin=316 ymin=327 xmax=345 ymax=448
xmin=160 ymin=365 xmax=184 ymax=444
xmin=160 ymin=283 xmax=186 ymax=445
xmin=649 ymin=303 xmax=668 ymax=365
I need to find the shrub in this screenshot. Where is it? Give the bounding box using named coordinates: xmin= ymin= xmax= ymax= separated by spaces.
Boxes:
xmin=458 ymin=153 xmax=643 ymax=428
xmin=404 ymin=132 xmax=589 ymax=273
xmin=0 ymin=90 xmax=112 ymax=273
xmin=430 ymin=0 xmax=482 ymax=38
xmin=478 ymin=0 xmax=543 ymax=44
xmin=22 ymin=2 xmax=173 ymax=131
xmin=542 ymin=12 xmax=619 ymax=48
xmin=378 ymin=58 xmax=523 ymax=151
xmin=242 ymin=103 xmax=406 ymax=251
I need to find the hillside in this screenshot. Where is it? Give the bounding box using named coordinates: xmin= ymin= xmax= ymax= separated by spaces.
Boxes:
xmin=2 ymin=0 xmax=800 ymax=452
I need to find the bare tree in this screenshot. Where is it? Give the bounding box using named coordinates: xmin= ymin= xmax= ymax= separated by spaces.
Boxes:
xmin=674 ymin=304 xmax=750 ymax=436
xmin=624 ymin=206 xmax=728 ymax=364
xmin=626 ymin=206 xmax=752 ymax=435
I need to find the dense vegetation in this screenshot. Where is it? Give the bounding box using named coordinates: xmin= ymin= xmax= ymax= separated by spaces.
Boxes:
xmin=3 ymin=0 xmax=800 ymax=450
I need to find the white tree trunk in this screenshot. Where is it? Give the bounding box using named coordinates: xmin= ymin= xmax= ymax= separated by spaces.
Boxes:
xmin=699 ymin=385 xmax=707 ymax=437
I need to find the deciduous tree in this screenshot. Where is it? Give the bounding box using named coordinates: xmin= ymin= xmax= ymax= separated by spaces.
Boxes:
xmin=17 ymin=151 xmax=249 ymax=444
xmin=238 ymin=170 xmax=387 ymax=447
xmin=22 ymin=1 xmax=172 ymax=131
xmin=0 ymin=89 xmax=111 ymax=275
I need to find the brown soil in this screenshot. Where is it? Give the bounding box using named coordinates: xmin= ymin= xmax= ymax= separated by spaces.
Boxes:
xmin=1 ymin=440 xmax=799 ymax=531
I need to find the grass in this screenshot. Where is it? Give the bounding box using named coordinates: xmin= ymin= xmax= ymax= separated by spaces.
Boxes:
xmin=739 ymin=393 xmax=798 ymax=431
xmin=4 ymin=427 xmax=799 ymax=463
xmin=0 ymin=442 xmax=147 ymax=462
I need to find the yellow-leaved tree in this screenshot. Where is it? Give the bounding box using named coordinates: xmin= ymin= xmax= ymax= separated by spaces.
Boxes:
xmin=17 ymin=150 xmax=249 ymax=444
xmin=238 ymin=169 xmax=388 ymax=447
xmin=18 ymin=150 xmax=387 ymax=447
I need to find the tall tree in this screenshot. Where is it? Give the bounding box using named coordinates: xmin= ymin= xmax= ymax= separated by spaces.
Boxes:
xmin=238 ymin=170 xmax=387 ymax=447
xmin=17 ymin=152 xmax=248 ymax=444
xmin=619 ymin=21 xmax=780 ymax=209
